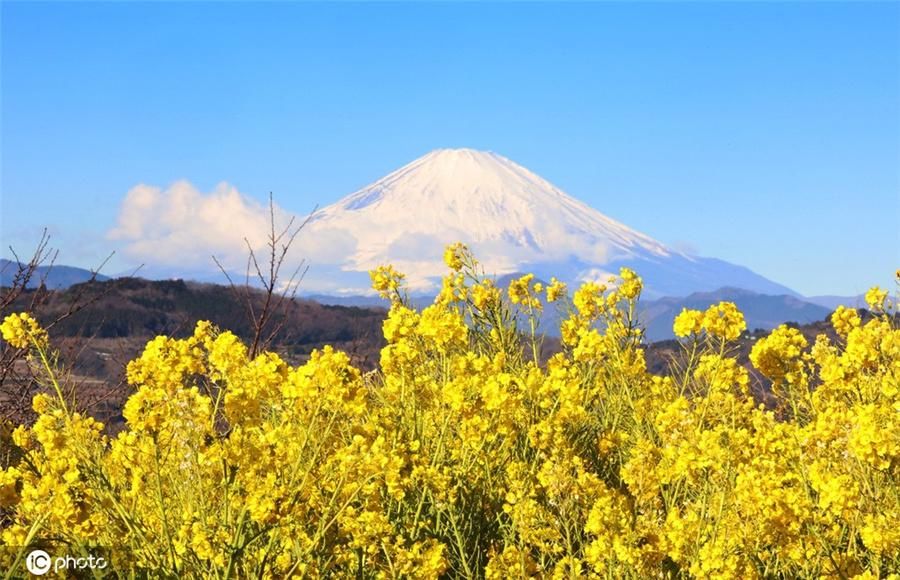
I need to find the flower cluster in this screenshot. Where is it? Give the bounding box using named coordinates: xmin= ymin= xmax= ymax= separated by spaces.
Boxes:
xmin=0 ymin=246 xmax=897 ymax=579
xmin=673 ymin=302 xmax=746 ymax=342
xmin=1 ymin=312 xmax=48 ymax=350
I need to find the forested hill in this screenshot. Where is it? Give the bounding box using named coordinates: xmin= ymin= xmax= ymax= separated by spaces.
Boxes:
xmin=8 ymin=277 xmax=388 ymax=366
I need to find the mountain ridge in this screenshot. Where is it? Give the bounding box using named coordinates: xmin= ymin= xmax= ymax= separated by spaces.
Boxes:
xmin=638 ymin=286 xmax=832 ymax=340
xmin=0 ymin=258 xmax=110 ymax=289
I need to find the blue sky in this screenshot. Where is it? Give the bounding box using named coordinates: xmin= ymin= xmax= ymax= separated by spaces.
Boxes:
xmin=1 ymin=1 xmax=897 ymax=296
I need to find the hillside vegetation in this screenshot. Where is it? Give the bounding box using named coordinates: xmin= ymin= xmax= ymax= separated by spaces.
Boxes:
xmin=11 ymin=277 xmax=385 ymax=355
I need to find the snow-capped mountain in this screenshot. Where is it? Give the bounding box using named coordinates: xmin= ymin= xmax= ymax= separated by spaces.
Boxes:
xmin=297 ymin=148 xmax=797 ymax=298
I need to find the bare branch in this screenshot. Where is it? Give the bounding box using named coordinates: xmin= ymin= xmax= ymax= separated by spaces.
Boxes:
xmin=211 ymin=194 xmax=315 ymax=359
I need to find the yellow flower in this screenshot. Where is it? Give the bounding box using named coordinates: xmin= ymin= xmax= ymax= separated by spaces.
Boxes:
xmin=546 ymin=278 xmax=567 ymax=303
xmin=443 ymin=242 xmax=468 ymax=271
xmin=573 ymin=281 xmax=606 ymax=319
xmin=508 ymin=273 xmax=542 ymax=310
xmin=701 ymin=302 xmax=746 ymax=341
xmin=0 ymin=467 xmax=21 ymax=507
xmin=860 ymin=512 xmax=900 ymax=555
xmin=32 ymin=393 xmax=53 ymax=414
xmin=831 ymin=305 xmax=861 ymax=337
xmin=471 ymin=280 xmax=501 ymax=311
xmin=370 ymin=265 xmax=405 ymax=299
xmin=618 ymin=267 xmax=643 ymax=301
xmin=864 ymin=286 xmax=888 ymax=312
xmin=1 ymin=312 xmax=48 ymax=349
xmin=673 ymin=308 xmax=703 ymax=338
xmin=847 ymin=403 xmax=899 ymax=470
xmin=749 ymin=324 xmax=808 ymax=384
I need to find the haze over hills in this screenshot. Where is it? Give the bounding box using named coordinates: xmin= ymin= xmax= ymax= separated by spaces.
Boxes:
xmin=311 ymin=284 xmax=838 ymax=342
xmin=295 ymin=148 xmax=798 ymax=299
xmin=803 ymin=294 xmax=866 ymax=310
xmin=0 ymin=258 xmax=110 ymax=289
xmin=638 ymin=287 xmax=832 ymax=341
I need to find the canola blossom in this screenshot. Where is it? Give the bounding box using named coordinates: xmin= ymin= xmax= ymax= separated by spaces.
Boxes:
xmin=0 ymin=245 xmax=897 ymax=579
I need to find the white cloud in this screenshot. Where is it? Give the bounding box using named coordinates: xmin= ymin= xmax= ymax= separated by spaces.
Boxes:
xmin=293 ymin=225 xmax=359 ymax=264
xmin=577 ymin=267 xmax=617 ymax=284
xmin=108 ymin=180 xmax=287 ymax=271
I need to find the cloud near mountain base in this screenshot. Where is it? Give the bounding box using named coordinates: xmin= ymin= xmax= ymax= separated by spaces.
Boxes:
xmin=108 ymin=180 xmax=364 ymax=281
xmin=108 ymin=181 xmax=287 ymax=270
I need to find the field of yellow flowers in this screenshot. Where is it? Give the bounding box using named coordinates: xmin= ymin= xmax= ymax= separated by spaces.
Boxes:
xmin=0 ymin=244 xmax=897 ymax=578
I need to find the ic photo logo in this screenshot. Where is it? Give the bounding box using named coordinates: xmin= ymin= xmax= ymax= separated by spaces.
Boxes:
xmin=25 ymin=549 xmax=108 ymax=576
xmin=25 ymin=550 xmax=51 ymax=575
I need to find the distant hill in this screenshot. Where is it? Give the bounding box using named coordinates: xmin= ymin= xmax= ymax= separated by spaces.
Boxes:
xmin=1 ymin=258 xmax=109 ymax=289
xmin=307 ymin=294 xmax=388 ymax=308
xmin=306 ymin=293 xmax=434 ymax=310
xmin=639 ymin=287 xmax=831 ymax=341
xmin=111 ymin=265 xmax=246 ymax=287
xmin=9 ymin=277 xmax=387 ymax=368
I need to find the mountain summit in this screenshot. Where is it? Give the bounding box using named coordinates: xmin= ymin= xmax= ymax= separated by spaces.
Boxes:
xmin=299 ymin=148 xmax=796 ymax=298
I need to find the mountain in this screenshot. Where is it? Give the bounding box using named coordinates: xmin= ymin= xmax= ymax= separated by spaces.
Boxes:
xmin=804 ymin=294 xmax=865 ymax=310
xmin=638 ymin=287 xmax=832 ymax=341
xmin=296 ymin=148 xmax=797 ymax=299
xmin=0 ymin=258 xmax=109 ymax=289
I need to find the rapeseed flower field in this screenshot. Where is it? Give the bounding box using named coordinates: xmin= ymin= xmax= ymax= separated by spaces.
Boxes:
xmin=0 ymin=245 xmax=897 ymax=579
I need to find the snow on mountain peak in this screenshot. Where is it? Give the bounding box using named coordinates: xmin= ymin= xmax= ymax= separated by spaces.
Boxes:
xmin=295 ymin=148 xmax=795 ymax=299
xmin=303 ymin=149 xmax=672 ymax=289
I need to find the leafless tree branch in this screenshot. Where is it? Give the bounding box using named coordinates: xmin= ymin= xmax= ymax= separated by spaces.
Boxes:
xmin=213 ymin=194 xmax=314 ymax=358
